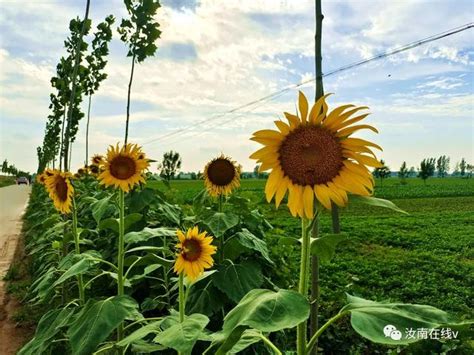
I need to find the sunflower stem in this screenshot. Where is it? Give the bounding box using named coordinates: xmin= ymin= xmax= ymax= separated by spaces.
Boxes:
xmin=178 ymin=273 xmax=185 ymax=355
xmin=117 ymin=189 xmax=125 ymax=344
xmin=260 ymin=334 xmax=283 ymax=355
xmin=218 ymin=194 xmax=224 ymax=262
xmin=72 ymin=198 xmax=85 ymax=305
xmin=297 ymin=218 xmax=311 ymax=355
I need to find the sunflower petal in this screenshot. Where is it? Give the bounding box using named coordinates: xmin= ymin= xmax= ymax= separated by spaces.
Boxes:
xmin=323 ymin=104 xmax=355 ymax=127
xmin=314 ymin=184 xmax=332 ymax=210
xmin=340 ymin=137 xmax=383 ymax=151
xmin=303 ymin=185 xmax=314 ymax=219
xmin=265 ymin=169 xmax=282 ymax=202
xmin=298 ymin=91 xmax=309 ymax=123
xmin=284 ymin=112 xmax=300 ymax=129
xmin=336 ymin=124 xmax=379 ymax=138
xmin=274 ymin=120 xmax=290 ymax=135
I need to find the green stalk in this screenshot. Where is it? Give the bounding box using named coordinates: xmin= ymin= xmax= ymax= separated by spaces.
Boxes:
xmin=178 ymin=273 xmax=185 ymax=355
xmin=218 ymin=194 xmax=224 ymax=262
xmin=72 ymin=198 xmax=85 ymax=304
xmin=306 ymin=311 xmax=348 ymax=354
xmin=297 ymin=218 xmax=311 ymax=355
xmin=117 ymin=189 xmax=125 ymax=343
xmin=260 ymin=334 xmax=282 ymax=355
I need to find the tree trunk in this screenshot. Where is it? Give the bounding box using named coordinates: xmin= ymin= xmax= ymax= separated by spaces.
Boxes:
xmin=59 ymin=106 xmax=67 ymax=170
xmin=85 ymin=94 xmax=92 ymax=166
xmin=124 ymin=53 xmax=136 ymax=145
xmin=63 ymin=0 xmax=91 ymax=171
xmin=310 ymin=1 xmax=325 ymax=353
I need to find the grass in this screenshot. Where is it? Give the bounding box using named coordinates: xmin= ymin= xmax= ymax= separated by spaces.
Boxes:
xmin=0 ymin=175 xmax=15 ymax=188
xmin=152 ymin=177 xmax=474 ymax=352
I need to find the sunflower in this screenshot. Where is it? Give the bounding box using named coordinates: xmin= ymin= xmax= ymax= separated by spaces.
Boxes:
xmin=75 ymin=166 xmax=88 ymax=178
xmin=174 ymin=226 xmax=217 ymax=281
xmin=91 ymin=154 xmax=104 ymax=165
xmin=44 ymin=170 xmax=74 ymax=214
xmin=36 ymin=173 xmax=47 ymax=185
xmin=98 ymin=143 xmax=149 ymax=192
xmin=88 ymin=163 xmax=101 ymax=176
xmin=203 ymin=154 xmax=241 ymax=196
xmin=250 ymin=91 xmax=382 ymax=219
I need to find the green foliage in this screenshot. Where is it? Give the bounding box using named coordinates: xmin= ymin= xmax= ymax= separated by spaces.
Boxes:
xmin=372 ymin=159 xmax=391 ymax=185
xmin=398 ymin=161 xmax=409 ymax=182
xmin=159 ymin=150 xmax=182 ymax=181
xmin=118 ymin=0 xmax=162 ymax=62
xmin=436 ymin=155 xmax=450 ymax=178
xmin=418 ymin=157 xmax=436 ymax=183
xmin=344 ymin=294 xmax=470 ymax=345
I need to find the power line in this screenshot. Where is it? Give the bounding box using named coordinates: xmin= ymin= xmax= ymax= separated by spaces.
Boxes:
xmin=143 ymin=22 xmax=473 ymax=146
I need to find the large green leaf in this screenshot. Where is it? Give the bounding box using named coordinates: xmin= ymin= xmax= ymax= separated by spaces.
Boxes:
xmin=68 ymin=296 xmax=142 ymax=355
xmin=53 ymin=252 xmax=100 ymax=287
xmin=310 ymin=233 xmax=349 ymax=263
xmin=18 ymin=308 xmax=75 ymax=355
xmin=116 ymin=320 xmax=163 ymax=348
xmin=225 ymin=229 xmax=274 ymax=265
xmin=352 ymin=196 xmax=408 ymax=214
xmin=186 ymin=279 xmax=225 ymax=316
xmin=154 ymin=313 xmax=209 ymax=354
xmin=91 ymin=194 xmax=115 ymax=224
xmin=228 ymin=329 xmax=263 ymax=354
xmin=98 ymin=213 xmax=142 ymax=233
xmin=124 ymin=227 xmax=176 ymax=245
xmin=343 ymin=295 xmax=469 ymax=345
xmin=214 ymin=289 xmax=310 ymax=353
xmin=213 ymin=260 xmax=263 ymax=303
xmin=205 ymin=212 xmax=239 ymax=237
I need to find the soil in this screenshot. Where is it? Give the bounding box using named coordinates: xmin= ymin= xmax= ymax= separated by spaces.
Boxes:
xmin=0 ymin=185 xmax=32 ymax=354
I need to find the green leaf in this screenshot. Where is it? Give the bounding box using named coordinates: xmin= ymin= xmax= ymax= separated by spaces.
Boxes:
xmin=213 ymin=260 xmax=263 ymax=303
xmin=124 ymin=227 xmax=175 ymax=245
xmin=343 ymin=294 xmax=469 ymax=345
xmin=184 ymin=270 xmax=217 ymax=289
xmin=116 ymin=320 xmax=163 ymax=348
xmin=206 ymin=212 xmax=239 ymax=237
xmin=352 ymin=196 xmax=408 ymax=214
xmin=228 ymin=329 xmax=262 ymax=354
xmin=98 ymin=213 xmax=142 ymax=233
xmin=91 ymin=194 xmax=114 ymax=223
xmin=154 ymin=313 xmax=209 ymax=354
xmin=68 ymin=296 xmax=142 ymax=355
xmin=18 ymin=308 xmax=75 ymax=355
xmin=128 ymin=264 xmax=162 ymax=283
xmin=226 ymin=229 xmax=274 ymax=265
xmin=186 ymin=279 xmax=224 ymax=316
xmin=53 ymin=253 xmax=99 ymax=287
xmin=310 ymin=233 xmax=349 ymax=263
xmin=214 ymin=289 xmax=310 ymax=353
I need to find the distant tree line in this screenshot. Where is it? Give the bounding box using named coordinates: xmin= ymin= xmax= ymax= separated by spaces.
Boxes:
xmin=371 ymin=156 xmax=472 ymax=185
xmin=1 ymin=159 xmax=30 ymax=178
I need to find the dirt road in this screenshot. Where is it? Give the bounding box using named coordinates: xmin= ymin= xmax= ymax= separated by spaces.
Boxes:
xmin=0 ymin=184 xmax=31 ymax=354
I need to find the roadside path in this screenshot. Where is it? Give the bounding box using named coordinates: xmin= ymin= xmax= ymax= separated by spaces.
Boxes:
xmin=0 ymin=184 xmax=31 ymax=355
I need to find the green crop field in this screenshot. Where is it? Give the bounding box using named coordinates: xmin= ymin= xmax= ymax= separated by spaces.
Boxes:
xmin=146 ymin=177 xmax=474 ymax=352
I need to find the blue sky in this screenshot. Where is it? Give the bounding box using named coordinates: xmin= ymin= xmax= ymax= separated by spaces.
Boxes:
xmin=0 ymin=0 xmax=473 ymax=173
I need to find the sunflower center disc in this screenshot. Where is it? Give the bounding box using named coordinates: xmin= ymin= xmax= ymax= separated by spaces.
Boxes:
xmin=55 ymin=177 xmax=68 ymax=202
xmin=110 ymin=156 xmax=137 ymax=180
xmin=278 ymin=126 xmax=343 ymax=185
xmin=207 ymin=159 xmax=236 ymax=186
xmin=182 ymin=239 xmax=202 ymax=262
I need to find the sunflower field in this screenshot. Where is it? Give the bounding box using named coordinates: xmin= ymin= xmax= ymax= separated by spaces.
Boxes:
xmin=6 ymin=0 xmax=473 ymax=354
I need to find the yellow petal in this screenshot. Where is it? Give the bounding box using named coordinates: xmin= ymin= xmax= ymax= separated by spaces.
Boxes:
xmin=336 ymin=124 xmax=379 ymax=138
xmin=274 ymin=120 xmax=290 ymax=135
xmin=314 ymin=184 xmax=332 ymax=210
xmin=249 ymin=146 xmax=279 ymax=160
xmin=340 ymin=137 xmax=383 ymax=151
xmin=343 ymin=145 xmax=376 ymax=158
xmin=303 ymin=185 xmax=314 ymax=219
xmin=323 ymin=104 xmax=355 ymax=127
xmin=332 ymin=113 xmax=370 ymax=131
xmin=298 ymin=91 xmax=309 ymax=123
xmin=309 ymin=94 xmax=331 ymax=123
xmin=265 ymin=169 xmax=282 ymax=202
xmin=275 ymin=176 xmax=289 ymax=208
xmin=284 ymin=112 xmax=300 ymax=129
xmin=250 ymin=136 xmax=281 ymax=146
xmin=253 ymin=129 xmax=283 ymax=140
xmin=348 ymin=153 xmax=383 ymax=168
xmin=325 ymin=107 xmax=369 ymax=130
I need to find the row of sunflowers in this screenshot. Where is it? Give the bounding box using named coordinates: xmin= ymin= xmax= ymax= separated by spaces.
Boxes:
xmin=20 ymin=92 xmax=467 ymax=354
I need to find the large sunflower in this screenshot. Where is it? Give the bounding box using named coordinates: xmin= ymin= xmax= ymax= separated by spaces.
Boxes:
xmin=203 ymin=154 xmax=241 ymax=196
xmin=250 ymin=91 xmax=382 ymax=219
xmin=98 ymin=143 xmax=149 ymax=192
xmin=44 ymin=170 xmax=74 ymax=214
xmin=174 ymin=226 xmax=217 ymax=281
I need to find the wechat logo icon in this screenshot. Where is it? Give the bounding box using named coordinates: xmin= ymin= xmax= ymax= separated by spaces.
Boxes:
xmin=383 ymin=325 xmax=402 ymax=340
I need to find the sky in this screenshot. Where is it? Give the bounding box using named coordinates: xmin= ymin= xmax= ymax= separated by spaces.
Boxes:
xmin=0 ymin=0 xmax=473 ymax=174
